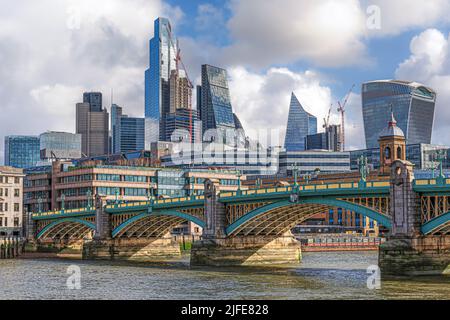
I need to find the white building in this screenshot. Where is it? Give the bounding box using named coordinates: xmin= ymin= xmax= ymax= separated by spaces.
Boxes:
xmin=0 ymin=166 xmax=25 ymax=236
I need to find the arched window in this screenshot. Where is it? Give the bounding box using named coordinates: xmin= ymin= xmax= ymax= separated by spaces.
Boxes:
xmin=384 ymin=146 xmax=391 ymax=160
xmin=397 ymin=146 xmax=402 ymax=159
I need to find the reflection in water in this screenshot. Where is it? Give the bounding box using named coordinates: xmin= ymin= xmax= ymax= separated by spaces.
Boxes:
xmin=0 ymin=252 xmax=448 ymax=300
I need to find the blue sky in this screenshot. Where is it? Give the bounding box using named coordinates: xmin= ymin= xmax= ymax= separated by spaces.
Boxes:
xmin=1 ymin=0 xmax=450 ymax=164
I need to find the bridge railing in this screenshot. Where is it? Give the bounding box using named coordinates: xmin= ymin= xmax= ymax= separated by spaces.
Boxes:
xmin=220 ymin=181 xmax=390 ymax=198
xmin=414 ymin=178 xmax=450 ymax=186
xmin=31 ymin=195 xmax=206 ymax=220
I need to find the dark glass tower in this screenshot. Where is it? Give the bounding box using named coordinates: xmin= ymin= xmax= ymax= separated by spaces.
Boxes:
xmin=83 ymin=92 xmax=103 ymax=112
xmin=284 ymin=93 xmax=317 ymax=152
xmin=199 ymin=64 xmax=236 ymax=134
xmin=362 ymin=80 xmax=436 ymax=149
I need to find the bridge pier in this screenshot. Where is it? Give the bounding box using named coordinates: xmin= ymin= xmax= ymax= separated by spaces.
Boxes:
xmin=83 ymin=235 xmax=181 ymax=262
xmin=379 ymin=160 xmax=450 ymax=276
xmin=191 ymin=179 xmax=301 ymax=267
xmin=82 ymin=196 xmax=180 ymax=261
xmin=191 ymin=233 xmax=301 ymax=267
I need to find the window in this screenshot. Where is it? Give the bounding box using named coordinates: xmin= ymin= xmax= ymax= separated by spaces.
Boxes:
xmin=14 ymin=189 xmax=20 ymax=197
xmin=0 ymin=203 xmax=3 ymax=212
xmin=397 ymin=146 xmax=402 ymax=159
xmin=14 ymin=217 xmax=19 ymax=227
xmin=0 ymin=217 xmax=2 ymax=226
xmin=14 ymin=203 xmax=20 ymax=212
xmin=15 ymin=177 xmax=20 ymax=184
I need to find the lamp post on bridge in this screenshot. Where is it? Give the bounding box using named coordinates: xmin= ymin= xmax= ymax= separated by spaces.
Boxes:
xmin=436 ymin=150 xmax=447 ymax=185
xmin=37 ymin=197 xmax=43 ymax=213
xmin=147 ymin=186 xmax=154 ymax=213
xmin=237 ymin=170 xmax=242 ymax=196
xmin=114 ymin=188 xmax=120 ymax=205
xmin=357 ymin=155 xmax=369 ymax=188
xmin=61 ymin=193 xmax=65 ymax=213
xmin=86 ymin=189 xmax=92 ymax=210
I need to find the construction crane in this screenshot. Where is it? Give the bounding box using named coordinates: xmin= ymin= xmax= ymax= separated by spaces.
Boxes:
xmin=337 ymin=84 xmax=355 ymax=152
xmin=323 ymin=104 xmax=332 ymax=129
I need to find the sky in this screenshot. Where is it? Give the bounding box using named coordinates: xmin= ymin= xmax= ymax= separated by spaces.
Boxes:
xmin=1 ymin=0 xmax=450 ymax=164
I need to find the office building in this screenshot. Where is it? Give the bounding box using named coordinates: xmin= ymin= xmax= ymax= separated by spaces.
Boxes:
xmin=76 ymin=92 xmax=109 ymax=157
xmin=164 ymin=108 xmax=202 ymax=143
xmin=111 ymin=104 xmax=145 ymax=154
xmin=83 ymin=92 xmax=103 ymax=112
xmin=169 ymin=70 xmax=192 ymax=113
xmin=39 ymin=131 xmax=82 ymax=161
xmin=199 ymin=65 xmax=237 ymax=135
xmin=0 ymin=166 xmax=25 ymax=236
xmin=278 ymin=151 xmax=350 ymax=176
xmin=284 ymin=93 xmax=318 ymax=152
xmin=4 ymin=136 xmax=40 ymax=169
xmin=362 ymin=80 xmax=436 ymax=149
xmin=306 ymin=125 xmax=342 ymax=152
xmin=145 ymin=17 xmax=178 ymax=145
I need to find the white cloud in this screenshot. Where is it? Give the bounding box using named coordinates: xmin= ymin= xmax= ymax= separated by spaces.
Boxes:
xmin=227 ymin=67 xmax=334 ymax=146
xmin=366 ymin=0 xmax=450 ymax=36
xmin=225 ymin=0 xmax=368 ymax=67
xmin=396 ymin=28 xmax=450 ymax=146
xmin=0 ymin=0 xmax=181 ymax=164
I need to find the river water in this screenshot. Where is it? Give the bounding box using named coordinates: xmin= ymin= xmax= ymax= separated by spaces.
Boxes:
xmin=0 ymin=251 xmax=448 ymax=300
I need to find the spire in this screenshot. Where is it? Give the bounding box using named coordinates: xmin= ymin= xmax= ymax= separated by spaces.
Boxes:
xmin=388 ymin=111 xmax=397 ymax=128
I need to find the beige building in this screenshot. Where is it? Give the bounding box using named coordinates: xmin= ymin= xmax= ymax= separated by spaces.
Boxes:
xmin=0 ymin=166 xmax=25 ymax=236
xmin=169 ymin=70 xmax=192 ymax=113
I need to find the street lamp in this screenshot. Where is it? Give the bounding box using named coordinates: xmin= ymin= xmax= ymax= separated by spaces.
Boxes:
xmin=292 ymin=162 xmax=299 ymax=186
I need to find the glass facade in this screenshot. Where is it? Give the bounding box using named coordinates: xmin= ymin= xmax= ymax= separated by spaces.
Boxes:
xmin=4 ymin=136 xmax=40 ymax=169
xmin=83 ymin=92 xmax=103 ymax=112
xmin=145 ymin=17 xmax=177 ymax=145
xmin=279 ymin=151 xmax=350 ymax=175
xmin=39 ymin=131 xmax=82 ymax=160
xmin=165 ymin=109 xmax=202 ymax=143
xmin=111 ymin=104 xmax=145 ymax=154
xmin=284 ymin=93 xmax=317 ymax=152
xmin=362 ymin=80 xmax=436 ymax=149
xmin=349 ymin=143 xmax=449 ymax=171
xmin=200 ymin=65 xmax=236 ymax=134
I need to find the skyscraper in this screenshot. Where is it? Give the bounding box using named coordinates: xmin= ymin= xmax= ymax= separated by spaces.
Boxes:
xmin=145 ymin=17 xmax=178 ymax=146
xmin=76 ymin=92 xmax=109 ymax=157
xmin=199 ymin=65 xmax=236 ymax=135
xmin=165 ymin=108 xmax=202 ymax=143
xmin=362 ymin=80 xmax=436 ymax=149
xmin=111 ymin=104 xmax=145 ymax=154
xmin=83 ymin=92 xmax=103 ymax=112
xmin=4 ymin=136 xmax=40 ymax=168
xmin=305 ymin=125 xmax=342 ymax=152
xmin=284 ymin=93 xmax=317 ymax=152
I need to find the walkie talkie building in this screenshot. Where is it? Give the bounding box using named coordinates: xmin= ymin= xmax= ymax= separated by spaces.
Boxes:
xmin=362 ymin=80 xmax=436 ymax=149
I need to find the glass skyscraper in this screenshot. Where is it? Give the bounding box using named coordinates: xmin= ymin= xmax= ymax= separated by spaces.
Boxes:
xmin=111 ymin=104 xmax=145 ymax=153
xmin=4 ymin=136 xmax=40 ymax=168
xmin=145 ymin=17 xmax=178 ymax=146
xmin=284 ymin=93 xmax=317 ymax=152
xmin=199 ymin=64 xmax=236 ymax=134
xmin=362 ymin=80 xmax=436 ymax=149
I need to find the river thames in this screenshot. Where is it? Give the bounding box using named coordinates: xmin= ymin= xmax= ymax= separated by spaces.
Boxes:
xmin=0 ymin=251 xmax=448 ymax=300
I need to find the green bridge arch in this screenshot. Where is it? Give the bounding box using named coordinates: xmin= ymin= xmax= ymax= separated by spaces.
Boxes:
xmin=421 ymin=211 xmax=450 ymax=235
xmin=225 ymin=198 xmax=392 ymax=236
xmin=36 ymin=218 xmax=96 ymax=239
xmin=111 ymin=210 xmax=206 ymax=238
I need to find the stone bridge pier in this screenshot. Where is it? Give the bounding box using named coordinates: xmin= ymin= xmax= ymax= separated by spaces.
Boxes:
xmin=82 ymin=196 xmax=180 ymax=262
xmin=190 ymin=180 xmax=301 ymax=267
xmin=379 ymin=160 xmax=450 ymax=276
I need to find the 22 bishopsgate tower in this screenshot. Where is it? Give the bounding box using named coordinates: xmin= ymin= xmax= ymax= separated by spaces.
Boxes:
xmin=145 ymin=18 xmax=178 ymax=146
xmin=362 ymin=80 xmax=436 ymax=149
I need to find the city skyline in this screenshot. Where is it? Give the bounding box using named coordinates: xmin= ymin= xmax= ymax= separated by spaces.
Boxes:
xmin=2 ymin=1 xmax=450 ymax=165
